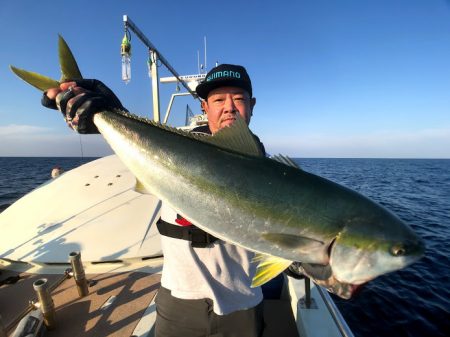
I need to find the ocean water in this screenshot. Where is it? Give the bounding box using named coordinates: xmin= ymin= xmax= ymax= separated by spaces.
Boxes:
xmin=297 ymin=158 xmax=450 ymax=337
xmin=0 ymin=157 xmax=95 ymax=211
xmin=0 ymin=157 xmax=449 ymax=336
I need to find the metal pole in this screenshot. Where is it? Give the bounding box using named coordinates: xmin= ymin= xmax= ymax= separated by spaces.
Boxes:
xmin=150 ymin=50 xmax=161 ymax=123
xmin=163 ymin=93 xmax=191 ymax=124
xmin=123 ymin=15 xmax=198 ymax=98
xmin=33 ymin=278 xmax=56 ymax=330
xmin=185 ymin=104 xmax=190 ymax=126
xmin=69 ymin=251 xmax=89 ymax=297
xmin=204 ymin=36 xmax=207 ymax=71
xmin=305 ymin=277 xmax=311 ymax=309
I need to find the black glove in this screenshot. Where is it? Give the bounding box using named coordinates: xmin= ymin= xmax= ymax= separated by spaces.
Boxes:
xmin=41 ymin=79 xmax=126 ymax=134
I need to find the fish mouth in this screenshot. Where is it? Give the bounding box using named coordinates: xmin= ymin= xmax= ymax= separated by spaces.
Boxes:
xmin=321 ymin=280 xmax=364 ymax=300
xmin=332 ymin=283 xmax=364 ymax=300
xmin=294 ymin=261 xmax=365 ymax=299
xmin=342 ymin=283 xmax=364 ymax=299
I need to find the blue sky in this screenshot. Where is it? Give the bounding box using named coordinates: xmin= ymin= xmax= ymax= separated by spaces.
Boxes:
xmin=1 ymin=0 xmax=449 ymax=158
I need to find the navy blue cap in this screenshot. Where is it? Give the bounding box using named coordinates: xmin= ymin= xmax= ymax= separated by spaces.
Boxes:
xmin=196 ymin=64 xmax=252 ymax=99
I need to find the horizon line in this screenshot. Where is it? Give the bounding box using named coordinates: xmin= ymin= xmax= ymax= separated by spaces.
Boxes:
xmin=1 ymin=156 xmax=449 ymax=160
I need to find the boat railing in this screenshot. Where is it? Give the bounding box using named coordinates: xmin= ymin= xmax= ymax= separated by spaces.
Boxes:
xmin=287 ymin=276 xmax=355 ymax=337
xmin=316 ymin=285 xmax=354 ymax=337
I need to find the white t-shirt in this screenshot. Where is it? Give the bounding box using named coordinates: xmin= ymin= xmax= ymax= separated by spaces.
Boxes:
xmin=159 ymin=204 xmax=263 ymax=315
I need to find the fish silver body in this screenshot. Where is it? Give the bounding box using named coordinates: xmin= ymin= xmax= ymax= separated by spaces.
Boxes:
xmin=94 ymin=110 xmax=424 ymax=289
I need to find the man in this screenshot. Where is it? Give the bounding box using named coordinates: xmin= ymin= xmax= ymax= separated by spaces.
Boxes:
xmin=42 ymin=64 xmax=265 ymax=337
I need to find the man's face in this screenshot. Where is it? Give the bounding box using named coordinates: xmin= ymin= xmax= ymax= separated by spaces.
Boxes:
xmin=201 ymin=86 xmax=256 ymax=134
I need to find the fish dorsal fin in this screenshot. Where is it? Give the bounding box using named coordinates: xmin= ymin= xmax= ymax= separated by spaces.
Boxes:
xmin=105 ymin=109 xmax=263 ymax=156
xmin=58 ymin=34 xmax=82 ymax=81
xmin=109 ymin=109 xmax=201 ymax=139
xmin=271 ymin=154 xmax=301 ymax=169
xmin=201 ymin=114 xmax=264 ymax=157
xmin=251 ymin=253 xmax=292 ymax=287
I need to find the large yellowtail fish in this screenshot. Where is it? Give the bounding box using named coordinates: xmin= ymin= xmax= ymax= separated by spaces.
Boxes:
xmin=10 ymin=36 xmax=425 ymax=299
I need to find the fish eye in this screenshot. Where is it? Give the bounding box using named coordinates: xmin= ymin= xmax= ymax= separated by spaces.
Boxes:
xmin=390 ymin=244 xmax=406 ymax=257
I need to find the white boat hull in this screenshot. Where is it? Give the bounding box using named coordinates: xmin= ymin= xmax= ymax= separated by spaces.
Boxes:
xmin=0 ymin=155 xmax=163 ymax=265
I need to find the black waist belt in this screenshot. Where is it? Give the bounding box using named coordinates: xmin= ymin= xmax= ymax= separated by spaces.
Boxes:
xmin=157 ymin=219 xmax=218 ymax=248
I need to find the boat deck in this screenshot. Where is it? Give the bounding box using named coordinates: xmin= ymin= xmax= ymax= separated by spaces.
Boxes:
xmin=1 ymin=269 xmax=160 ymax=337
xmin=1 ymin=268 xmax=300 ymax=337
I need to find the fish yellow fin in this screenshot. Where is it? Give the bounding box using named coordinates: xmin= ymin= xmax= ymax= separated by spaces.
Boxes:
xmin=251 ymin=253 xmax=292 ymax=287
xmin=58 ymin=34 xmax=83 ymax=81
xmin=204 ymin=114 xmax=264 ymax=157
xmin=135 ymin=179 xmax=150 ymax=194
xmin=10 ymin=34 xmax=82 ymax=91
xmin=9 ymin=66 xmax=60 ymax=92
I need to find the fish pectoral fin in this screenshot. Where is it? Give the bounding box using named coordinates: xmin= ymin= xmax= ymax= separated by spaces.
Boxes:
xmin=58 ymin=34 xmax=83 ymax=81
xmin=299 ymin=263 xmax=358 ymax=299
xmin=251 ymin=253 xmax=292 ymax=287
xmin=261 ymin=233 xmax=324 ymax=253
xmin=299 ymin=262 xmax=333 ymax=281
xmin=10 ymin=66 xmax=60 ymax=92
xmin=201 ymin=114 xmax=264 ymax=157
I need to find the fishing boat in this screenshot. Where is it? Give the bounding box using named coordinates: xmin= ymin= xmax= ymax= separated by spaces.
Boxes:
xmin=0 ymin=15 xmax=354 ymax=337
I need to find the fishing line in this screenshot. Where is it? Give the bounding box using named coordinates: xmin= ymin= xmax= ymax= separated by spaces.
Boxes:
xmin=78 ymin=134 xmax=84 ymax=159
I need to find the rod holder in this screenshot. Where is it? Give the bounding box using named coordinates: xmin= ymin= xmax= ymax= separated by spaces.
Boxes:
xmin=33 ymin=278 xmax=56 ymax=330
xmin=69 ymin=251 xmax=89 ymax=297
xmin=305 ymin=277 xmax=312 ymax=309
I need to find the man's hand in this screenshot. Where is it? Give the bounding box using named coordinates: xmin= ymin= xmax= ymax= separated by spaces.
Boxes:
xmin=42 ymin=79 xmax=126 ymax=134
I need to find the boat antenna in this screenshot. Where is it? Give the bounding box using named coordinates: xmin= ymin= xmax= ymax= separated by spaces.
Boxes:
xmin=197 ymin=50 xmax=200 ymax=74
xmin=204 ymin=36 xmax=207 ymax=71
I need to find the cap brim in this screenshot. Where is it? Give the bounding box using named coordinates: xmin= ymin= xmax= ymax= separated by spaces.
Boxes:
xmin=196 ymin=79 xmax=251 ymax=99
